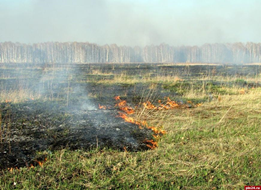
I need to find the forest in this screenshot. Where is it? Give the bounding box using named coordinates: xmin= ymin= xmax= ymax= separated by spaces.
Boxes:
xmin=0 ymin=42 xmax=260 ymax=64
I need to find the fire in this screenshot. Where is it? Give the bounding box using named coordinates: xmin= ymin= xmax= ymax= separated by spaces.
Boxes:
xmin=36 ymin=161 xmax=44 ymax=167
xmin=98 ymin=96 xmax=134 ymax=113
xmin=114 ymin=96 xmax=134 ymax=114
xmin=98 ymin=104 xmax=107 ymax=110
xmin=7 ymin=167 xmax=19 ymax=172
xmin=239 ymin=88 xmax=245 ymax=94
xmin=147 ymin=126 xmax=166 ymax=135
xmin=195 ymin=103 xmax=202 ymax=107
xmin=6 ymin=158 xmax=47 ymax=171
xmin=100 ymin=96 xmax=201 ymax=112
xmin=143 ymin=101 xmax=157 ymax=110
xmin=114 ymin=96 xmax=168 ymax=149
xmin=166 ymin=97 xmax=180 ymax=108
xmin=30 ymin=157 xmax=47 ymax=169
xmin=174 ymin=76 xmax=183 ymax=82
xmin=114 ymin=96 xmax=120 ymax=100
xmin=142 ymin=97 xmax=180 ymax=110
xmin=144 ymin=139 xmax=158 ymax=149
xmin=143 ymin=97 xmax=201 ymax=110
xmin=118 ymin=112 xmax=142 ymax=128
xmin=99 ymin=96 xmax=201 ymax=150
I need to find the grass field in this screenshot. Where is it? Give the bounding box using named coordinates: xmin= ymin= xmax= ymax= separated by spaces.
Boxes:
xmin=0 ymin=63 xmax=260 ymax=189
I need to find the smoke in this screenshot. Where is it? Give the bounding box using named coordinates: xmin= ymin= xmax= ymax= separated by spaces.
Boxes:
xmin=34 ymin=63 xmax=96 ymax=111
xmin=0 ymin=0 xmax=260 ymax=46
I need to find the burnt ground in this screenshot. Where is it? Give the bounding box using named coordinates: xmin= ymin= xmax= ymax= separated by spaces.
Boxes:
xmin=0 ymin=100 xmax=153 ymax=170
xmin=0 ymin=63 xmax=260 ymax=170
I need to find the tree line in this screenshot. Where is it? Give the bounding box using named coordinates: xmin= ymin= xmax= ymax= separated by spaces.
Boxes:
xmin=0 ymin=42 xmax=260 ymax=64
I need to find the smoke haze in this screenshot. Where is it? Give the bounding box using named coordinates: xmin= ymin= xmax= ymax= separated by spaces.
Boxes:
xmin=0 ymin=0 xmax=260 ymax=46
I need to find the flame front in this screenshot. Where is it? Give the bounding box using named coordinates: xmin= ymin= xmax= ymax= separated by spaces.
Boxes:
xmin=115 ymin=96 xmax=135 ymax=114
xmin=143 ymin=97 xmax=185 ymax=110
xmin=117 ymin=112 xmax=142 ymax=128
xmin=143 ymin=101 xmax=157 ymax=110
xmin=143 ymin=139 xmax=158 ymax=149
xmin=114 ymin=96 xmax=167 ymax=149
xmin=98 ymin=96 xmax=201 ymax=150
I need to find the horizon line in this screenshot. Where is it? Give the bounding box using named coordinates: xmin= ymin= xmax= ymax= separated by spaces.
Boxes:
xmin=0 ymin=41 xmax=260 ymax=48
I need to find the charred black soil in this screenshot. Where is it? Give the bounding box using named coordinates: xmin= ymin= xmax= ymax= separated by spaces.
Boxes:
xmin=0 ymin=100 xmax=153 ymax=170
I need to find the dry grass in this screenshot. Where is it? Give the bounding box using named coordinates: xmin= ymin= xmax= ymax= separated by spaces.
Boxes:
xmin=0 ymin=89 xmax=42 ymax=103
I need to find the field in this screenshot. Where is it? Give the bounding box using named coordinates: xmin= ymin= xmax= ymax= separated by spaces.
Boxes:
xmin=0 ymin=63 xmax=261 ymax=189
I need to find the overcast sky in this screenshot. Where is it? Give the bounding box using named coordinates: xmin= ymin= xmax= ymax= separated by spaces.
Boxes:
xmin=0 ymin=0 xmax=260 ymax=46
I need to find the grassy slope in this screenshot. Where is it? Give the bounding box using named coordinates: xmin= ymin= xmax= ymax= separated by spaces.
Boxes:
xmin=0 ymin=87 xmax=260 ymax=190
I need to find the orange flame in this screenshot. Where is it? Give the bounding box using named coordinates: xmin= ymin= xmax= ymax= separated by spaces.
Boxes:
xmin=117 ymin=112 xmax=143 ymax=129
xmin=36 ymin=161 xmax=44 ymax=167
xmin=239 ymin=89 xmax=245 ymax=94
xmin=98 ymin=104 xmax=107 ymax=110
xmin=174 ymin=76 xmax=183 ymax=82
xmin=114 ymin=97 xmax=135 ymax=114
xmin=147 ymin=126 xmax=166 ymax=135
xmin=144 ymin=139 xmax=158 ymax=149
xmin=30 ymin=157 xmax=47 ymax=169
xmin=143 ymin=98 xmax=180 ymax=110
xmin=100 ymin=96 xmax=204 ymax=150
xmin=166 ymin=97 xmax=180 ymax=108
xmin=143 ymin=101 xmax=157 ymax=110
xmin=109 ymin=96 xmax=201 ymax=149
xmin=7 ymin=158 xmax=47 ymax=170
xmin=195 ymin=103 xmax=202 ymax=107
xmin=114 ymin=96 xmax=168 ymax=150
xmin=143 ymin=97 xmax=201 ymax=110
xmin=114 ymin=96 xmax=120 ymax=101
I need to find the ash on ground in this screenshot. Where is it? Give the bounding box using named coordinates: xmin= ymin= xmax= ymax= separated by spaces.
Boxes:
xmin=0 ymin=101 xmax=153 ymax=170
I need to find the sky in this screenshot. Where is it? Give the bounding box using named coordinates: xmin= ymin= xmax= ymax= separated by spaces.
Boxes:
xmin=0 ymin=0 xmax=260 ymax=46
